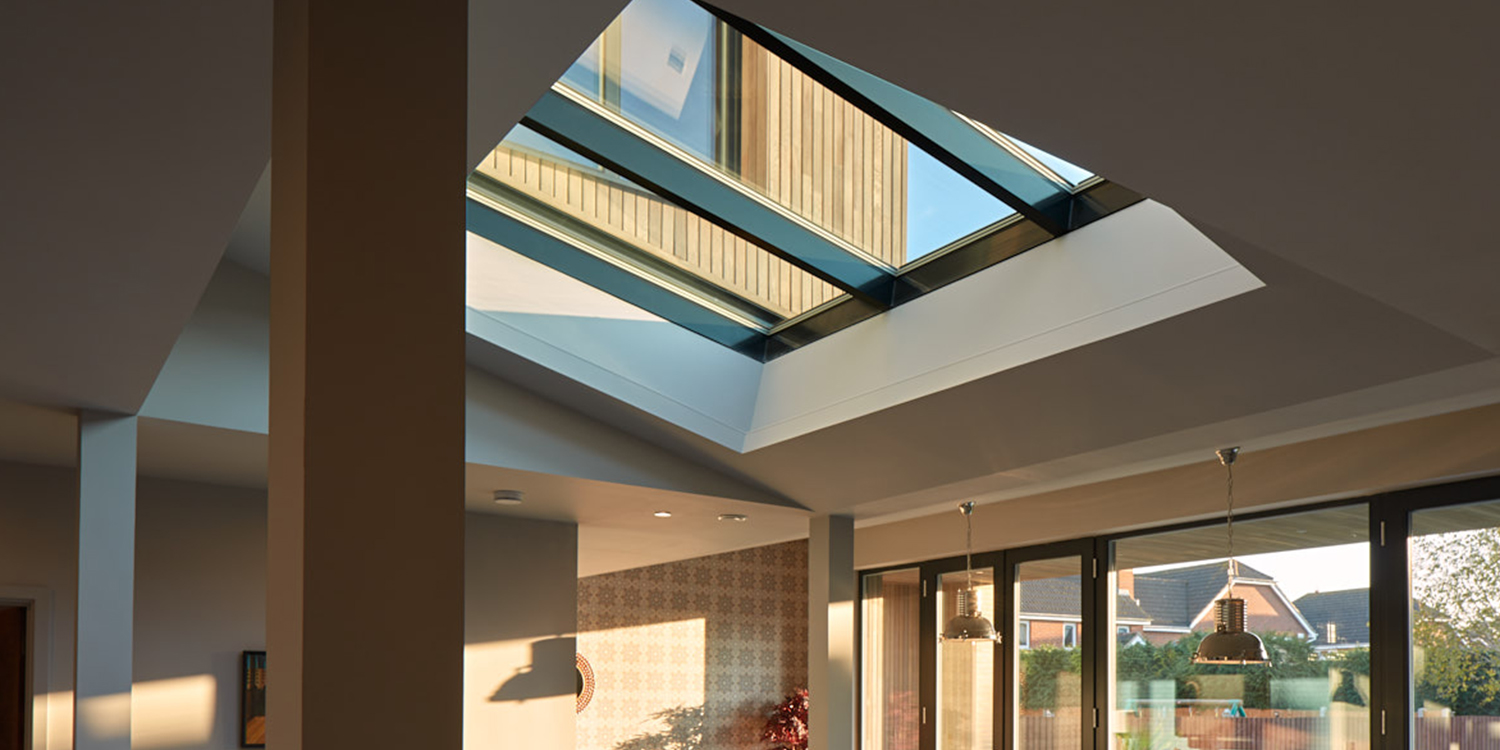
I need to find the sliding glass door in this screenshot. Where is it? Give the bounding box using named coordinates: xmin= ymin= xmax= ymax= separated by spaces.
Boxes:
xmin=865 ymin=568 xmax=924 ymax=750
xmin=1109 ymin=504 xmax=1371 ymax=750
xmin=857 ymin=475 xmax=1500 ymax=750
xmin=1013 ymin=553 xmax=1087 ymax=750
xmin=938 ymin=566 xmax=997 ymax=750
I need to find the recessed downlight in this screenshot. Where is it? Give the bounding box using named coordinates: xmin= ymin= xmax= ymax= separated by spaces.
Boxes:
xmin=493 ymin=489 xmax=524 ymax=506
xmin=718 ymin=513 xmax=748 ymax=522
xmin=653 ymin=510 xmax=673 ymax=518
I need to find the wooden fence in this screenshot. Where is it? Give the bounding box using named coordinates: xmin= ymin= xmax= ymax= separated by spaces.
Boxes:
xmin=1012 ymin=714 xmax=1500 ymax=750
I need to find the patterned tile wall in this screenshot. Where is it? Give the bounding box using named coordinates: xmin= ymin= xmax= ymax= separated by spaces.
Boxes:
xmin=577 ymin=540 xmax=809 ymax=750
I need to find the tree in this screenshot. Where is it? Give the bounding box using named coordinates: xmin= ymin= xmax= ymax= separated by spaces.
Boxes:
xmin=1114 ymin=633 xmax=1365 ymax=710
xmin=1329 ymin=649 xmax=1371 ymax=707
xmin=1412 ymin=525 xmax=1500 ymax=715
xmin=1412 ymin=527 xmax=1500 ymax=647
xmin=1020 ymin=647 xmax=1082 ymax=709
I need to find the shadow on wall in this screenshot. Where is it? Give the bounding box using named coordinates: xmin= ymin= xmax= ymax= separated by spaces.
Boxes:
xmin=614 ymin=705 xmax=706 ymax=750
xmin=489 ymin=636 xmax=576 ymax=702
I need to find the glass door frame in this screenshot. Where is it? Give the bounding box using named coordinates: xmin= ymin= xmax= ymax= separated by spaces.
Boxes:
xmin=860 ymin=539 xmax=1104 ymax=750
xmin=857 ymin=472 xmax=1500 ymax=750
xmin=925 ymin=550 xmax=1004 ymax=750
xmin=1367 ymin=473 xmax=1500 ymax=750
xmin=1003 ymin=539 xmax=1099 ymax=750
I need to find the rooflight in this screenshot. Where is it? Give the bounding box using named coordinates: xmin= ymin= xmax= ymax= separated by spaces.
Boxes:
xmin=464 ymin=0 xmax=1136 ymax=359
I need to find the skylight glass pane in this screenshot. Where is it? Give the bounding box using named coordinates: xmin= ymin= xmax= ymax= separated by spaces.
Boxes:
xmin=1008 ymin=136 xmax=1095 ymax=187
xmin=471 ymin=125 xmax=842 ymax=321
xmin=559 ymin=36 xmax=604 ymax=99
xmin=905 ymin=143 xmax=1016 ymax=262
xmin=555 ymin=0 xmax=1015 ymax=267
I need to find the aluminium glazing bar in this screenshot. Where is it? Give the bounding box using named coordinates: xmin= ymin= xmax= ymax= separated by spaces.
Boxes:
xmin=465 ymin=193 xmax=770 ymax=357
xmin=701 ymin=3 xmax=1073 ymax=236
xmin=523 ymin=87 xmax=898 ymax=308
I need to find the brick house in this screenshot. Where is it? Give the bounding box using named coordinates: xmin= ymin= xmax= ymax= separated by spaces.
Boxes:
xmin=1017 ymin=576 xmax=1151 ymax=649
xmin=1018 ymin=561 xmax=1317 ymax=649
xmin=1126 ymin=561 xmax=1316 ymax=644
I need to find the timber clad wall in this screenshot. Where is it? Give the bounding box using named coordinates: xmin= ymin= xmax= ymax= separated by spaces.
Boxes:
xmin=475 ymin=149 xmax=838 ymax=319
xmin=741 ymin=40 xmax=908 ymax=269
xmin=475 ymin=38 xmax=908 ymax=321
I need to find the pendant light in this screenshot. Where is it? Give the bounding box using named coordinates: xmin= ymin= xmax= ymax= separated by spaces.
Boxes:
xmin=941 ymin=502 xmax=997 ymax=642
xmin=1192 ymin=447 xmax=1271 ymax=665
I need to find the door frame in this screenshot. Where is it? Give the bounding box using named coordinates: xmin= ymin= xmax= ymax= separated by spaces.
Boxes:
xmin=0 ymin=586 xmax=54 ymax=750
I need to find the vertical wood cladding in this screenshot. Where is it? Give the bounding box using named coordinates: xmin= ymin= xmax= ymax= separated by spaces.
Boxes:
xmin=576 ymin=540 xmax=808 ymax=750
xmin=475 ymin=146 xmax=839 ymax=319
xmin=474 ymin=36 xmax=909 ymax=322
xmin=740 ymin=39 xmax=908 ymax=268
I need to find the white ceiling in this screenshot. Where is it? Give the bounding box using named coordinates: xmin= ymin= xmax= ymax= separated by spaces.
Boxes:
xmin=2 ymin=0 xmax=1498 ymax=572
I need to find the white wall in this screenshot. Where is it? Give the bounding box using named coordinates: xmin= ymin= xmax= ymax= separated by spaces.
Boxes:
xmin=464 ymin=514 xmax=578 ymax=750
xmin=131 ymin=477 xmax=266 ymax=750
xmin=139 ymin=258 xmax=780 ymax=505
xmin=139 ymin=262 xmax=269 ymax=434
xmin=0 ymin=461 xmax=77 ymax=750
xmin=0 ymin=459 xmax=581 ymax=750
xmin=466 ymin=235 xmax=762 ymax=450
xmin=749 ymin=200 xmax=1263 ymax=449
xmin=0 ymin=462 xmax=266 ymax=750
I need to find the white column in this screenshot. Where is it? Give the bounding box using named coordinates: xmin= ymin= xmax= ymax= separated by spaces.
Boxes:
xmin=267 ymin=0 xmax=467 ymax=748
xmin=74 ymin=411 xmax=137 ymax=750
xmin=809 ymin=514 xmax=856 ymax=750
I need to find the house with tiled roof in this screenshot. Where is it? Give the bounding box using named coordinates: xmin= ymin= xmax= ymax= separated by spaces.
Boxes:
xmin=1017 ymin=576 xmax=1150 ymax=649
xmin=1294 ymin=588 xmax=1371 ymax=653
xmin=1120 ymin=561 xmax=1317 ymax=644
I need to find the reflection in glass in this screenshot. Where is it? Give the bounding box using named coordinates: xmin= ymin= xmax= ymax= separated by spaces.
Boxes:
xmin=1410 ymin=499 xmax=1500 ymax=750
xmin=1007 ymin=135 xmax=1095 ymax=188
xmin=555 ymin=0 xmax=1015 ymax=267
xmin=472 ymin=125 xmax=840 ymax=320
xmin=938 ymin=568 xmax=995 ymax=750
xmin=559 ymin=35 xmax=604 ymax=99
xmin=863 ymin=569 xmax=921 ymax=750
xmin=1017 ymin=557 xmax=1084 ymax=750
xmin=1111 ymin=506 xmax=1370 ymax=750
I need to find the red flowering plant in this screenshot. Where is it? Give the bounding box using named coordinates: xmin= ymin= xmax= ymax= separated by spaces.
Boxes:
xmin=762 ymin=688 xmax=809 ymax=750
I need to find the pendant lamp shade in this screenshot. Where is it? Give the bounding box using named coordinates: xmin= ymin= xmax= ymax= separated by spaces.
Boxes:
xmin=941 ymin=502 xmax=997 ymax=643
xmin=1192 ymin=448 xmax=1271 ymax=666
xmin=1193 ymin=597 xmax=1271 ymax=664
xmin=942 ymin=588 xmax=997 ymax=641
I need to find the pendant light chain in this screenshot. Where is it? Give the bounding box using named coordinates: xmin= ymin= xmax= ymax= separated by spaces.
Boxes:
xmin=942 ymin=500 xmax=997 ymax=641
xmin=965 ymin=508 xmax=975 ymax=597
xmin=1225 ymin=458 xmax=1236 ymax=599
xmin=1194 ymin=446 xmax=1269 ymax=665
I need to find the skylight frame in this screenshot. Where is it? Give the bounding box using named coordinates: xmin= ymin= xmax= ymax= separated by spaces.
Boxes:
xmin=463 ymin=0 xmax=1146 ymax=361
xmin=546 ymin=81 xmax=903 ymax=278
xmin=467 ymin=173 xmax=780 ymax=332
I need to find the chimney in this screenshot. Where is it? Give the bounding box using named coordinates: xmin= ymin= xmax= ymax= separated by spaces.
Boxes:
xmin=1117 ymin=569 xmax=1136 ymax=597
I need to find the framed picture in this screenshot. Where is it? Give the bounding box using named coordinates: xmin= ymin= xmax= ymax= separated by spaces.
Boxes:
xmin=241 ymin=651 xmax=266 ymax=747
